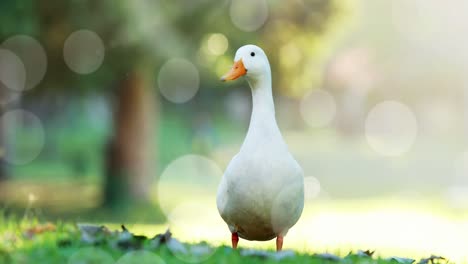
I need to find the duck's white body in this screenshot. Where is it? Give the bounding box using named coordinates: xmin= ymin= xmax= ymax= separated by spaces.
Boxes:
xmin=217 ymin=45 xmax=304 ymax=243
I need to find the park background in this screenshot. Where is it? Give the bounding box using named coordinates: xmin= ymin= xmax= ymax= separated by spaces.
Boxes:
xmin=1 ymin=0 xmax=468 ymax=262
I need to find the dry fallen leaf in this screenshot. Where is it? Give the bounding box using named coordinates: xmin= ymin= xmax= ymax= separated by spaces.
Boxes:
xmin=149 ymin=229 xmax=172 ymax=249
xmin=356 ymin=249 xmax=375 ymax=257
xmin=23 ymin=223 xmax=56 ymax=239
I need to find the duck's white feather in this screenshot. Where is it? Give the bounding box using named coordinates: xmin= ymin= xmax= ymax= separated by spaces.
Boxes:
xmin=217 ymin=45 xmax=304 ymax=241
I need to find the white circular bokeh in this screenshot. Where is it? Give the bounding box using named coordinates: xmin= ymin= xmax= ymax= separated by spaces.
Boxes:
xmin=63 ymin=30 xmax=105 ymax=74
xmin=451 ymin=152 xmax=468 ymax=209
xmin=158 ymin=59 xmax=200 ymax=103
xmin=0 ymin=49 xmax=26 ymax=92
xmin=168 ymin=201 xmax=219 ymax=237
xmin=116 ymin=251 xmax=165 ymax=264
xmin=157 ymin=154 xmax=223 ymax=216
xmin=1 ymin=109 xmax=45 ymax=165
xmin=300 ymin=89 xmax=336 ymax=128
xmin=167 ymin=202 xmax=218 ymax=263
xmin=230 ymin=0 xmax=269 ymax=32
xmin=158 ymin=154 xmax=223 ymax=263
xmin=28 ymin=193 xmax=37 ymax=203
xmin=445 ymin=186 xmax=468 ymax=210
xmin=365 ymin=101 xmax=418 ymax=156
xmin=68 ymin=248 xmax=114 ymax=264
xmin=0 ymin=88 xmax=21 ymax=107
xmin=207 ymin=33 xmax=228 ymax=56
xmin=224 ymin=90 xmax=251 ymax=123
xmin=2 ymin=35 xmax=47 ymax=90
xmin=454 ymin=151 xmax=468 ymax=183
xmin=304 ymin=176 xmax=321 ymax=201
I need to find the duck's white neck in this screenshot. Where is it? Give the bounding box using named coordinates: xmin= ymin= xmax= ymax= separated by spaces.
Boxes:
xmin=247 ymin=73 xmax=275 ymax=121
xmin=243 ymin=71 xmax=283 ymax=147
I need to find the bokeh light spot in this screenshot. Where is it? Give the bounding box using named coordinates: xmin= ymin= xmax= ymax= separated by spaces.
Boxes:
xmin=28 ymin=193 xmax=37 ymax=203
xmin=158 ymin=58 xmax=200 ymax=103
xmin=445 ymin=186 xmax=468 ymax=210
xmin=365 ymin=101 xmax=418 ymax=156
xmin=454 ymin=151 xmax=468 ymax=182
xmin=157 ymin=154 xmax=223 ymax=216
xmin=215 ymin=56 xmax=234 ymax=79
xmin=304 ymin=176 xmax=321 ymax=201
xmin=280 ymin=42 xmax=301 ymax=69
xmin=0 ymin=49 xmax=26 ymax=92
xmin=224 ymin=89 xmax=251 ymax=123
xmin=167 ymin=202 xmax=218 ymax=263
xmin=63 ymin=30 xmax=105 ymax=74
xmin=0 ymin=87 xmax=21 ymax=107
xmin=2 ymin=35 xmax=47 ymax=90
xmin=157 ymin=155 xmax=224 ymax=261
xmin=300 ymin=89 xmax=336 ymax=128
xmin=448 ymin=151 xmax=468 ymax=209
xmin=1 ymin=109 xmax=45 ymax=165
xmin=207 ymin=33 xmax=228 ymax=56
xmin=230 ymin=0 xmax=268 ymax=32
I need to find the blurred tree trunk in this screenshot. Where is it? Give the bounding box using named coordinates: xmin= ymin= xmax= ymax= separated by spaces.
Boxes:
xmin=0 ymin=104 xmax=7 ymax=181
xmin=0 ymin=87 xmax=10 ymax=181
xmin=104 ymin=66 xmax=157 ymax=207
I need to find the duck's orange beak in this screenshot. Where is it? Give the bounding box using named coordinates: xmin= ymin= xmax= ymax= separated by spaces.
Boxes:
xmin=221 ymin=59 xmax=247 ymax=81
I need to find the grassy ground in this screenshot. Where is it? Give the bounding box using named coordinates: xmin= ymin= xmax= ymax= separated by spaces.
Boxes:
xmin=2 ymin=110 xmax=461 ymax=263
xmin=1 ymin=181 xmax=465 ymax=262
xmin=0 ymin=215 xmax=424 ymax=264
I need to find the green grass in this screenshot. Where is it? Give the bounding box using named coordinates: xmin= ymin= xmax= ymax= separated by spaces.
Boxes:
xmin=0 ymin=215 xmax=425 ymax=264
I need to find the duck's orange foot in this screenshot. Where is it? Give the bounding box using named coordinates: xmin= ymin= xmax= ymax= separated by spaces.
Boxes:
xmin=232 ymin=232 xmax=239 ymax=249
xmin=276 ymin=235 xmax=283 ymax=251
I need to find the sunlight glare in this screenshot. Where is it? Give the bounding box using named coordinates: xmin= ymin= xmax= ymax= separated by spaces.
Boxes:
xmin=158 ymin=59 xmax=200 ymax=103
xmin=1 ymin=109 xmax=45 ymax=165
xmin=63 ymin=30 xmax=105 ymax=74
xmin=2 ymin=35 xmax=47 ymax=90
xmin=300 ymin=89 xmax=336 ymax=128
xmin=0 ymin=49 xmax=26 ymax=92
xmin=230 ymin=0 xmax=268 ymax=32
xmin=207 ymin=34 xmax=228 ymax=56
xmin=365 ymin=101 xmax=418 ymax=156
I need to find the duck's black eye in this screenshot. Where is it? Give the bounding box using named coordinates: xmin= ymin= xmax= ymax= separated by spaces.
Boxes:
xmin=250 ymin=52 xmax=255 ymax=57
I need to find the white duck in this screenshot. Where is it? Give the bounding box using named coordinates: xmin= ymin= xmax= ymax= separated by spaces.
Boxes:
xmin=217 ymin=45 xmax=304 ymax=251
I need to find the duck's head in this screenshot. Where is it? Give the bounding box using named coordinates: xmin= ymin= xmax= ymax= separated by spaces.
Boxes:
xmin=221 ymin=44 xmax=270 ymax=82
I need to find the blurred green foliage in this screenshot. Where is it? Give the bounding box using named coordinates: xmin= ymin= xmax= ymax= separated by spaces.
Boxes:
xmin=0 ymin=0 xmax=350 ymax=95
xmin=0 ymin=0 xmax=351 ymax=177
xmin=0 ymin=0 xmax=353 ymax=212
